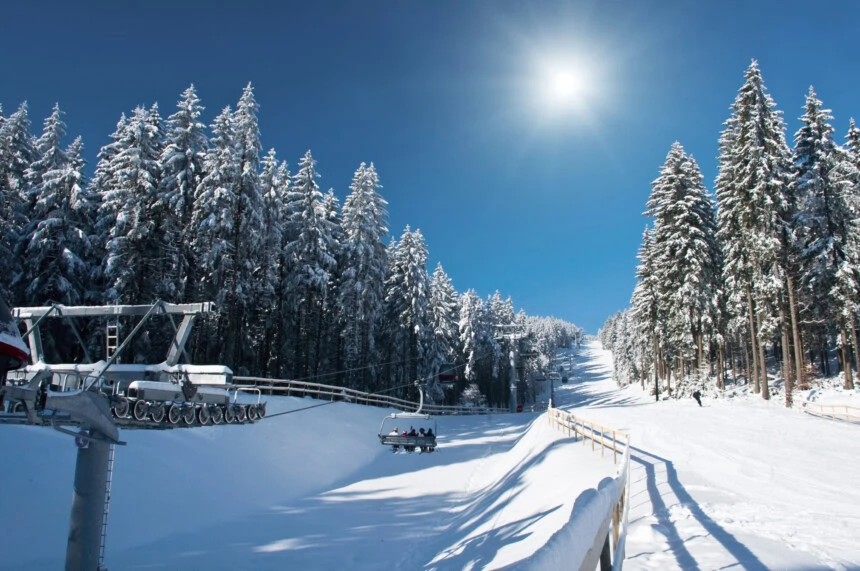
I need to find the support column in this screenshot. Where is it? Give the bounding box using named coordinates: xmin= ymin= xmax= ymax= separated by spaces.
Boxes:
xmin=65 ymin=435 xmax=110 ymax=571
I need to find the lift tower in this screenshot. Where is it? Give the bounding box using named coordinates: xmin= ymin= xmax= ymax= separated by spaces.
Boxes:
xmin=0 ymin=300 xmax=266 ymax=571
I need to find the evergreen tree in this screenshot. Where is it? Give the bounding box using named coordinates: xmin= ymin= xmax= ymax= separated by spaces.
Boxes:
xmin=0 ymin=102 xmax=35 ymax=301
xmin=792 ymin=88 xmax=856 ymax=389
xmin=100 ymin=106 xmax=164 ymax=304
xmin=715 ymin=60 xmax=792 ymax=400
xmin=159 ymin=85 xmax=208 ymax=301
xmin=385 ymin=226 xmax=431 ymax=392
xmin=18 ymin=137 xmax=91 ymax=306
xmin=284 ymin=150 xmax=338 ymax=379
xmin=428 ymin=262 xmax=459 ymax=398
xmin=339 ymin=162 xmax=389 ymax=389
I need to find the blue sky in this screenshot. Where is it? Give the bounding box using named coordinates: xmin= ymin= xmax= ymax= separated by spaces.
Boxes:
xmin=3 ymin=0 xmax=860 ymax=333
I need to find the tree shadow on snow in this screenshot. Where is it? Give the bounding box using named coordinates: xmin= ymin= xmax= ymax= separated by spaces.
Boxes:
xmin=100 ymin=439 xmax=576 ymax=571
xmin=630 ymin=446 xmax=768 ymax=571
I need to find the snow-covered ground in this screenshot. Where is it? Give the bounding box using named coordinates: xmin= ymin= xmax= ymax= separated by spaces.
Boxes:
xmin=2 ymin=339 xmax=858 ymax=570
xmin=557 ymin=341 xmax=860 ymax=571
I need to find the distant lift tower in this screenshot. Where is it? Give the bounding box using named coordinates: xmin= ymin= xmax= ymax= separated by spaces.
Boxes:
xmin=0 ymin=300 xmax=267 ymax=571
xmin=495 ymin=325 xmax=538 ymax=413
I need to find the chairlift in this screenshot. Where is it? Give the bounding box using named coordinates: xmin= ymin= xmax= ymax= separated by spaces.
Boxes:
xmin=438 ymin=363 xmax=457 ymax=388
xmin=377 ymin=383 xmax=437 ymax=453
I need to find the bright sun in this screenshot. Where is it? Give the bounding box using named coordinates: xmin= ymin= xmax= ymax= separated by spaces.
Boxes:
xmin=550 ymin=71 xmax=581 ymax=99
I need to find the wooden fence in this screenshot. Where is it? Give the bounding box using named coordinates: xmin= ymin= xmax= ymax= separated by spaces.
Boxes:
xmin=798 ymin=400 xmax=860 ymax=423
xmin=547 ymin=405 xmax=631 ymax=571
xmin=232 ymin=376 xmax=509 ymax=416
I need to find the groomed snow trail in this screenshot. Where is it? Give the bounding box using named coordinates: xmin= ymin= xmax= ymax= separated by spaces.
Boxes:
xmin=1 ymin=384 xmax=617 ymax=570
xmin=558 ymin=340 xmax=860 ymax=571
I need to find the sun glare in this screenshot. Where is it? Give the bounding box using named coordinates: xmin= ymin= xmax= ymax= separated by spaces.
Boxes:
xmin=543 ymin=64 xmax=590 ymax=111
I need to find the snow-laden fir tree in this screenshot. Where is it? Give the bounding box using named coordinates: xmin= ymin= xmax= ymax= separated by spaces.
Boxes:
xmin=384 ymin=226 xmax=432 ymax=394
xmin=283 ymin=150 xmax=338 ymax=379
xmin=158 ymin=85 xmax=208 ymax=301
xmin=792 ymin=88 xmax=857 ymax=390
xmin=24 ymin=104 xmax=67 ymax=210
xmin=0 ymin=102 xmax=35 ymax=301
xmin=458 ymin=288 xmax=483 ymax=385
xmin=100 ymin=105 xmax=165 ymax=305
xmin=17 ymin=115 xmax=92 ymax=307
xmin=339 ymin=162 xmax=389 ymax=390
xmin=427 ymin=262 xmax=459 ymax=399
xmin=630 ymin=226 xmax=662 ymax=397
xmin=838 ymin=118 xmax=860 ymax=383
xmin=253 ymin=149 xmax=287 ymax=375
xmin=190 ymin=106 xmax=237 ymax=312
xmin=646 ymin=142 xmax=722 ymax=390
xmin=715 ymin=60 xmax=792 ymax=400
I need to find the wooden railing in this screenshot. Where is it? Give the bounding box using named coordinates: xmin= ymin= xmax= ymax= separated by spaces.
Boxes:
xmin=547 ymin=405 xmax=631 ymax=571
xmin=547 ymin=407 xmax=629 ymax=464
xmin=232 ymin=376 xmax=509 ymax=416
xmin=798 ymin=400 xmax=860 ymax=423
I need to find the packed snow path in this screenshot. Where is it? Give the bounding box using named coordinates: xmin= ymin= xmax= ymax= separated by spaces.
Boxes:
xmin=555 ymin=340 xmax=860 ymax=571
xmin=1 ymin=378 xmax=617 ymax=569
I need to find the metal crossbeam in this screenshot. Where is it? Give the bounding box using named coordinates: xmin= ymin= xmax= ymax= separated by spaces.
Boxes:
xmin=13 ymin=302 xmax=214 ymax=319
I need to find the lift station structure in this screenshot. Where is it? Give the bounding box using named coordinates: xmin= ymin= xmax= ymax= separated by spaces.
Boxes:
xmin=0 ymin=300 xmax=265 ymax=571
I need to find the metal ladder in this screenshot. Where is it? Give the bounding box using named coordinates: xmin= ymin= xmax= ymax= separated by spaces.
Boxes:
xmin=97 ymin=443 xmax=116 ymax=571
xmin=105 ymin=321 xmax=119 ymax=360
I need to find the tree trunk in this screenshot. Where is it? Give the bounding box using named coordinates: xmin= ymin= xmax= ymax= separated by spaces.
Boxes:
xmin=841 ymin=323 xmax=854 ymax=390
xmin=746 ymin=286 xmax=760 ymax=394
xmin=787 ymin=273 xmax=805 ymax=392
xmin=850 ymin=311 xmax=860 ymax=380
xmin=757 ymin=310 xmax=770 ymax=400
xmin=652 ymin=334 xmax=660 ymax=402
xmin=780 ymin=306 xmax=793 ymax=408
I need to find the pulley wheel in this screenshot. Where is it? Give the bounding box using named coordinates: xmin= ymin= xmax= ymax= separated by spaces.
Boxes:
xmin=210 ymin=405 xmax=223 ymax=425
xmin=133 ymin=399 xmax=149 ymax=421
xmin=150 ymin=402 xmax=165 ymax=423
xmin=224 ymin=405 xmax=235 ymax=423
xmin=167 ymin=404 xmax=181 ymax=424
xmin=182 ymin=405 xmax=196 ymax=425
xmin=112 ymin=396 xmax=129 ymax=418
xmin=197 ymin=405 xmax=210 ymax=425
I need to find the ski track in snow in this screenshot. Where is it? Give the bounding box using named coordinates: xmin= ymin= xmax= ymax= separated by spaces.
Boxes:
xmin=562 ymin=342 xmax=860 ymax=571
xmin=2 ymin=340 xmax=859 ymax=569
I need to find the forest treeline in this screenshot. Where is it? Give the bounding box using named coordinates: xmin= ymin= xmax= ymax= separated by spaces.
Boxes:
xmin=0 ymin=83 xmax=582 ymax=406
xmin=600 ymin=61 xmax=860 ymax=406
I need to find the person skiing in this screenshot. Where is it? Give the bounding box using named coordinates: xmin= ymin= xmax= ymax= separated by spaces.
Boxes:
xmin=692 ymin=390 xmax=702 ymax=407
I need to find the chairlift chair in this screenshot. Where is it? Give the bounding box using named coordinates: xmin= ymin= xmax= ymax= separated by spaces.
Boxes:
xmin=377 ymin=383 xmax=437 ymax=453
xmin=438 ymin=363 xmax=458 ymax=389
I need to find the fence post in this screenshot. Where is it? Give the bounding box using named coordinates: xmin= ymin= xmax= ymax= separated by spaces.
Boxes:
xmin=612 ymin=431 xmax=617 ymax=464
xmin=591 ymin=423 xmax=595 ymax=451
xmin=601 ymin=426 xmax=605 ymax=457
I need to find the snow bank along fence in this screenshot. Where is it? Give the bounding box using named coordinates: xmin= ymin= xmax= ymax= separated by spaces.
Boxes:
xmin=233 ymin=376 xmax=508 ymax=415
xmin=798 ymin=399 xmax=860 ymax=423
xmin=547 ymin=406 xmax=631 ymax=571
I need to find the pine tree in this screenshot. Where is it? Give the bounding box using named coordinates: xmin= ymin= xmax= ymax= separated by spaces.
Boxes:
xmin=18 ymin=137 xmax=91 ymax=306
xmin=100 ymin=106 xmax=164 ymax=304
xmin=0 ymin=102 xmax=35 ymax=301
xmin=385 ymin=226 xmax=431 ymax=392
xmin=284 ymin=150 xmax=338 ymax=379
xmin=792 ymin=88 xmax=856 ymax=389
xmin=339 ymin=162 xmax=389 ymax=389
xmin=428 ymin=262 xmax=459 ymax=397
xmin=159 ymin=85 xmax=208 ymax=301
xmin=715 ymin=61 xmax=792 ymax=400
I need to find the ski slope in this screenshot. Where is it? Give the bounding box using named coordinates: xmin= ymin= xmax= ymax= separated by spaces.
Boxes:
xmin=0 ymin=375 xmax=616 ymax=569
xmin=2 ymin=340 xmax=858 ymax=570
xmin=556 ymin=341 xmax=860 ymax=571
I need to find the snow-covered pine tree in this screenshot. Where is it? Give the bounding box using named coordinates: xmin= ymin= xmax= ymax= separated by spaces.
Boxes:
xmin=252 ymin=149 xmax=287 ymax=375
xmin=458 ymin=289 xmax=483 ymax=386
xmin=88 ymin=113 xmax=129 ymax=299
xmin=18 ymin=135 xmax=91 ymax=307
xmin=428 ymin=262 xmax=459 ymax=399
xmin=645 ymin=143 xmax=722 ymax=390
xmin=839 ymin=119 xmax=860 ymax=385
xmin=339 ymin=162 xmax=389 ymax=390
xmin=715 ymin=61 xmax=792 ymax=400
xmin=159 ymin=85 xmax=208 ymax=301
xmin=384 ymin=226 xmax=431 ymax=393
xmin=792 ymin=88 xmax=856 ymax=390
xmin=283 ymin=150 xmax=338 ymax=379
xmin=0 ymin=102 xmax=35 ymax=302
xmin=101 ymin=106 xmax=164 ymax=305
xmin=630 ymin=226 xmax=661 ymax=397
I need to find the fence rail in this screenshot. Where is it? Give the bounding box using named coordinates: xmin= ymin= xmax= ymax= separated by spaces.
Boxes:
xmin=798 ymin=400 xmax=860 ymax=423
xmin=232 ymin=376 xmax=509 ymax=416
xmin=547 ymin=405 xmax=630 ymax=571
